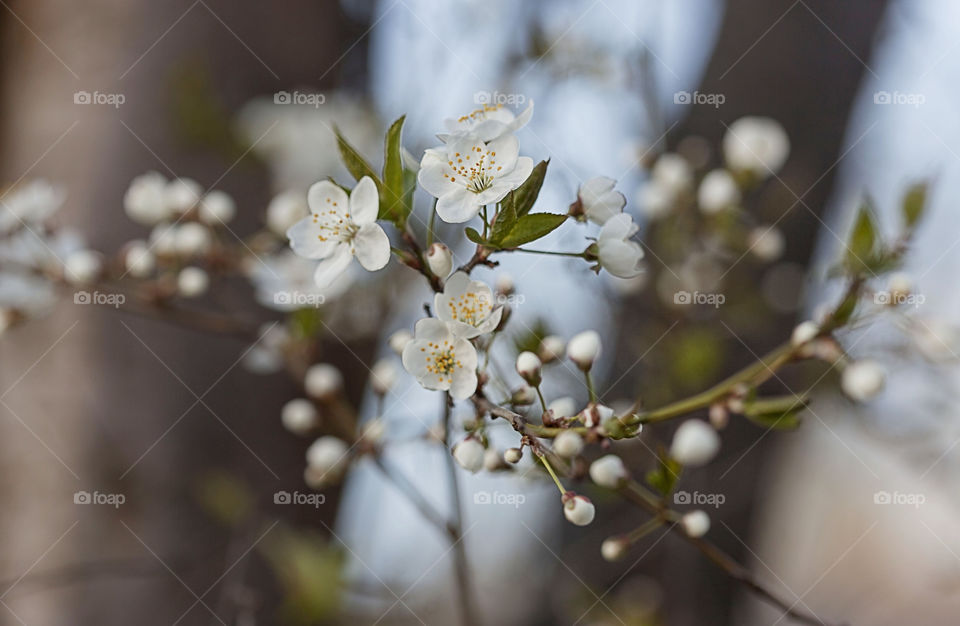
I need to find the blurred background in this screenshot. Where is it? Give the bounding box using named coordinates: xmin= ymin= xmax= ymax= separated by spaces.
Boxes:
xmin=2 ymin=0 xmax=958 ymax=624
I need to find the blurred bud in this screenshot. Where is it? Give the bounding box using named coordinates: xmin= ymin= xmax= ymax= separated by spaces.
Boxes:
xmin=495 ymin=273 xmax=515 ymax=297
xmin=841 ymin=360 xmax=885 ymax=402
xmin=670 ymin=420 xmax=720 ymax=466
xmin=601 ymin=535 xmax=630 ymax=561
xmin=553 ymin=430 xmax=584 ymax=458
xmin=562 ymin=493 xmax=595 ymax=526
xmin=165 ymin=178 xmax=203 ymax=214
xmin=124 ymin=172 xmax=171 ymax=225
xmin=637 ymin=181 xmax=672 ymax=221
xmin=538 ymin=335 xmax=566 ymax=363
xmin=359 ymin=418 xmax=386 ymax=444
xmin=548 ymin=397 xmax=577 ymax=420
xmin=149 ymin=223 xmax=178 ymax=257
xmin=887 ymin=272 xmax=912 ymax=299
xmin=567 ymin=330 xmax=601 ymax=370
xmin=748 ymin=226 xmax=785 ymax=262
xmin=511 ymin=386 xmax=535 ymax=405
xmin=504 ymin=447 xmax=523 ymax=464
xmin=266 ymin=190 xmax=307 ymax=236
xmin=388 ymin=329 xmax=413 ymax=356
xmin=174 ymin=222 xmax=212 ymax=257
xmin=515 ymin=351 xmax=542 ymax=386
xmin=64 ymin=250 xmax=103 ymax=285
xmin=580 ymin=403 xmax=613 ymax=429
xmin=708 ymin=403 xmax=729 ymax=430
xmin=281 ymin=398 xmax=317 ymax=435
xmin=589 ymin=454 xmax=628 ymax=488
xmin=681 ymin=510 xmax=711 ymax=538
xmin=304 ymin=363 xmax=343 ymax=399
xmin=370 ymin=359 xmax=398 ymax=395
xmin=177 ymin=267 xmax=209 ymax=298
xmin=809 ymin=337 xmax=842 ymax=363
xmin=791 ymin=320 xmax=820 ymax=347
xmin=697 ymin=169 xmax=740 ymax=215
xmin=483 ymin=448 xmax=506 ymax=472
xmin=426 ymin=243 xmax=453 ymax=279
xmin=123 ymin=241 xmax=155 ymax=278
xmin=453 ymin=438 xmax=485 ymax=473
xmin=723 ymin=117 xmax=790 ymax=178
xmin=651 ymin=153 xmax=692 ymax=195
xmin=199 ymin=190 xmax=236 ymax=225
xmin=305 ymin=436 xmax=350 ymax=486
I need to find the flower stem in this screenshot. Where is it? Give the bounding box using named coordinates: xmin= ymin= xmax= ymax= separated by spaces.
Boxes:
xmin=513 ymin=248 xmax=585 ymax=258
xmin=585 ymin=370 xmax=597 ymax=403
xmin=534 ymin=385 xmax=548 ymax=413
xmin=538 ymin=453 xmax=566 ymax=495
xmin=426 ymin=199 xmax=438 ymax=247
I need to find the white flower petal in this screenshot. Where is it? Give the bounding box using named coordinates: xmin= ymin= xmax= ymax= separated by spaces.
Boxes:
xmin=287 ymin=217 xmax=339 ymax=259
xmin=436 ymin=188 xmax=480 ymax=223
xmin=353 ymin=222 xmax=390 ymax=271
xmin=307 ymin=181 xmax=349 ymax=214
xmin=349 ymin=176 xmax=380 ymax=224
xmin=313 ymin=243 xmax=353 ymax=288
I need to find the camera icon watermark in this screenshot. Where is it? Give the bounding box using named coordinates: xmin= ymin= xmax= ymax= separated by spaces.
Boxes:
xmin=674 ymin=290 xmax=725 ymax=308
xmin=74 ymin=90 xmax=125 ymax=108
xmin=674 ymin=490 xmax=725 ymax=508
xmin=873 ymin=490 xmax=925 ymax=508
xmin=273 ymin=90 xmax=326 ymax=108
xmin=273 ymin=290 xmax=325 ymax=308
xmin=473 ymin=490 xmax=526 ymax=508
xmin=673 ymin=90 xmax=725 ymax=108
xmin=873 ymin=91 xmax=925 ymax=108
xmin=74 ymin=490 xmax=126 ymax=508
xmin=874 ymin=291 xmax=924 ymax=308
xmin=274 ymin=490 xmax=326 ymax=508
xmin=74 ymin=290 xmax=125 ymax=308
xmin=473 ymin=91 xmax=526 ymax=106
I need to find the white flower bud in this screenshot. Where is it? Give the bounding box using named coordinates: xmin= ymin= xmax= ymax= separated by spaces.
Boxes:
xmin=515 ymin=351 xmax=542 ymax=386
xmin=359 ymin=418 xmax=386 ymax=444
xmin=887 ymin=272 xmax=912 ymax=298
xmin=124 ymin=172 xmax=171 ymax=225
xmin=791 ymin=320 xmax=820 ymax=347
xmin=266 ymin=190 xmax=307 ymax=236
xmin=651 ymin=153 xmax=692 ymax=194
xmin=539 ymin=335 xmax=566 ymax=363
xmin=305 ymin=436 xmax=349 ymax=485
xmin=553 ymin=430 xmax=584 ymax=458
xmin=548 ymin=397 xmax=577 ymax=420
xmin=388 ymin=329 xmax=413 ymax=356
xmin=495 ymin=273 xmax=514 ymax=296
xmin=681 ymin=510 xmax=711 ymax=537
xmin=504 ymin=447 xmax=523 ymax=464
xmin=723 ymin=117 xmax=790 ymax=177
xmin=841 ymin=360 xmax=885 ymax=402
xmin=199 ymin=190 xmax=236 ymax=225
xmin=512 ymin=386 xmax=535 ymax=405
xmin=176 ymin=266 xmax=209 ymax=298
xmin=670 ymin=420 xmax=720 ymax=466
xmin=637 ymin=181 xmax=672 ymax=220
xmin=165 ymin=178 xmax=203 ymax=214
xmin=304 ymin=363 xmax=343 ymax=399
xmin=64 ymin=249 xmax=103 ymax=285
xmin=483 ymin=448 xmax=505 ymax=472
xmin=149 ymin=223 xmax=179 ymax=256
xmin=748 ymin=226 xmax=785 ymax=261
xmin=123 ymin=241 xmax=155 ymax=278
xmin=281 ymin=398 xmax=317 ymax=435
xmin=174 ymin=222 xmax=212 ymax=256
xmin=581 ymin=403 xmax=614 ymax=429
xmin=601 ymin=536 xmax=629 ymax=561
xmin=426 ymin=243 xmax=453 ymax=278
xmin=370 ymin=358 xmax=398 ymax=395
xmin=453 ymin=438 xmax=485 ymax=473
xmin=562 ymin=494 xmax=595 ymax=526
xmin=567 ymin=330 xmax=601 ymax=369
xmin=589 ymin=454 xmax=628 ymax=488
xmin=709 ymin=403 xmax=729 ymax=430
xmin=697 ymin=169 xmax=741 ymax=214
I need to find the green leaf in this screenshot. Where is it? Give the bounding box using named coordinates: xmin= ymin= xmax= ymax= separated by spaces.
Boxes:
xmin=380 ymin=116 xmax=409 ymax=224
xmin=465 ymin=227 xmax=486 ymax=245
xmin=489 ymin=200 xmax=518 ymax=246
xmin=496 ymin=213 xmax=567 ymax=249
xmin=645 ymin=448 xmax=682 ymax=497
xmin=845 ymin=201 xmax=881 ymax=273
xmin=743 ymin=394 xmax=807 ymax=430
xmin=502 ymin=159 xmax=549 ymax=218
xmin=334 ymin=126 xmax=380 ymax=185
xmin=902 ymin=182 xmax=928 ymax=230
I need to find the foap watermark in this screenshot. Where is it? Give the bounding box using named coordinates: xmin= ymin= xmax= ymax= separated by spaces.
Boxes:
xmin=273 ymin=290 xmax=325 ymax=308
xmin=873 ymin=91 xmax=925 ymax=108
xmin=874 ymin=291 xmax=925 ymax=308
xmin=874 ymin=490 xmax=925 ymax=508
xmin=274 ymin=490 xmax=326 ymax=508
xmin=674 ymin=490 xmax=725 ymax=508
xmin=474 ymin=90 xmax=526 ymax=106
xmin=74 ymin=90 xmax=125 ymax=108
xmin=74 ymin=290 xmax=125 ymax=308
xmin=674 ymin=290 xmax=725 ymax=308
xmin=74 ymin=490 xmax=125 ymax=508
xmin=274 ymin=90 xmax=326 ymax=108
xmin=495 ymin=293 xmax=525 ymax=307
xmin=674 ymin=90 xmax=725 ymax=108
xmin=473 ymin=490 xmax=526 ymax=508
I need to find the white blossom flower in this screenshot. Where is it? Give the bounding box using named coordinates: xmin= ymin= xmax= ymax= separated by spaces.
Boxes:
xmin=0 ymin=180 xmax=64 ymax=237
xmin=589 ymin=454 xmax=628 ymax=488
xmin=123 ymin=241 xmax=155 ymax=278
xmin=697 ymin=169 xmax=740 ymax=214
xmin=388 ymin=328 xmax=413 ymax=356
xmin=567 ymin=330 xmax=601 ymax=369
xmin=402 ymin=317 xmax=479 ymax=399
xmin=670 ymin=420 xmax=720 ymax=466
xmin=199 ymin=190 xmax=236 ymax=225
xmin=453 ymin=438 xmax=485 ymax=473
xmin=681 ymin=510 xmax=711 ymax=537
xmin=841 ymin=360 xmax=885 ymax=401
xmin=426 ymin=242 xmax=453 ymax=278
xmin=440 ymin=100 xmax=534 ymax=143
xmin=123 ymin=172 xmax=170 ymax=226
xmin=651 ymin=153 xmax=692 ymax=195
xmin=434 ymin=272 xmax=503 ymax=338
xmin=562 ymin=493 xmax=595 ymax=526
xmin=515 ymin=351 xmax=542 ymax=386
xmin=723 ymin=117 xmax=790 ymax=177
xmin=266 ymin=190 xmax=308 ymax=236
xmin=548 ymin=397 xmax=577 ymax=420
xmin=596 ymin=213 xmax=644 ymax=278
xmin=149 ymin=223 xmax=179 ymax=257
xmin=165 ymin=177 xmax=203 ymax=214
xmin=370 ymin=358 xmax=398 ymax=395
xmin=177 ymin=266 xmax=209 ymax=297
xmin=578 ymin=176 xmax=626 ymax=225
xmin=304 ymin=363 xmax=343 ymax=399
xmin=63 ymin=249 xmax=102 ymax=285
xmin=553 ymin=430 xmax=584 ymax=458
xmin=539 ymin=335 xmax=566 ymax=363
xmin=281 ymin=398 xmax=317 ymax=435
xmin=287 ymin=177 xmax=390 ymax=288
xmin=418 ymin=133 xmax=534 ymax=223
xmin=304 ymin=436 xmax=350 ymax=486
xmin=174 ymin=222 xmax=212 ymax=257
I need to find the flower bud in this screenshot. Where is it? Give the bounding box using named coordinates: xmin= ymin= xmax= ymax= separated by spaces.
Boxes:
xmin=589 ymin=454 xmax=628 ymax=488
xmin=177 ymin=266 xmax=209 ymax=297
xmin=708 ymin=403 xmax=729 ymax=430
xmin=548 ymin=397 xmax=577 ymax=420
xmin=495 ymin=273 xmax=514 ymax=297
xmin=388 ymin=329 xmax=413 ymax=356
xmin=124 ymin=172 xmax=170 ymax=225
xmin=483 ymin=448 xmax=505 ymax=472
xmin=305 ymin=436 xmax=350 ymax=486
xmin=175 ymin=222 xmax=212 ymax=257
xmin=304 ymin=363 xmax=343 ymax=399
xmin=562 ymin=493 xmax=595 ymax=526
xmin=511 ymin=386 xmax=535 ymax=405
xmin=504 ymin=447 xmax=523 ymax=464
xmin=601 ymin=536 xmax=630 ymax=561
xmin=553 ymin=430 xmax=584 ymax=458
xmin=581 ymin=403 xmax=613 ymax=429
xmin=515 ymin=351 xmax=542 ymax=386
xmin=670 ymin=420 xmax=720 ymax=466
xmin=370 ymin=358 xmax=398 ymax=395
xmin=64 ymin=250 xmax=103 ymax=285
xmin=359 ymin=418 xmax=386 ymax=444
xmin=651 ymin=153 xmax=692 ymax=194
xmin=267 ymin=190 xmax=307 ymax=236
xmin=697 ymin=169 xmax=740 ymax=215
xmin=165 ymin=177 xmax=202 ymax=214
xmin=567 ymin=330 xmax=601 ymax=370
xmin=888 ymin=272 xmax=912 ymax=299
xmin=199 ymin=190 xmax=236 ymax=225
xmin=681 ymin=510 xmax=711 ymax=538
xmin=149 ymin=223 xmax=179 ymax=256
xmin=791 ymin=320 xmax=820 ymax=347
xmin=281 ymin=398 xmax=317 ymax=435
xmin=453 ymin=438 xmax=485 ymax=473
xmin=123 ymin=241 xmax=155 ymax=278
xmin=426 ymin=243 xmax=453 ymax=279
xmin=538 ymin=335 xmax=566 ymax=363
xmin=748 ymin=226 xmax=785 ymax=262
xmin=841 ymin=360 xmax=885 ymax=402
